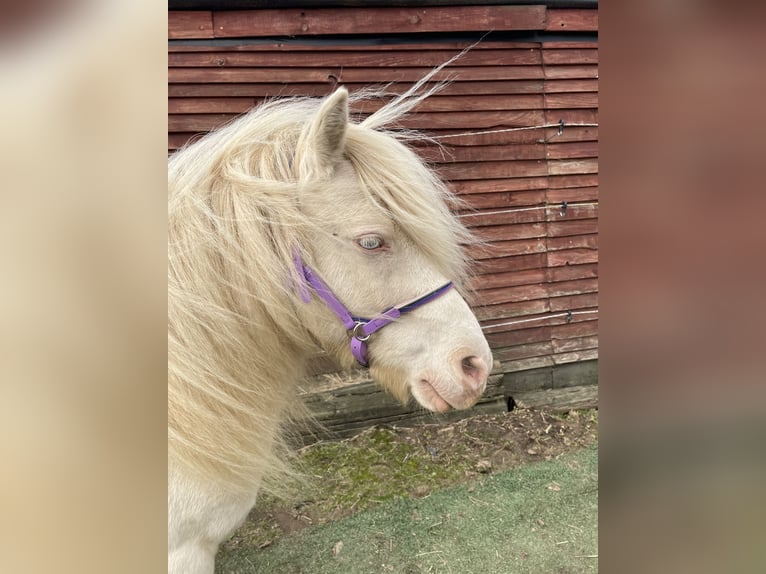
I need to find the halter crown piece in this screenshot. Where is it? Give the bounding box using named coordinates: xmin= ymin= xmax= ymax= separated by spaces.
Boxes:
xmin=293 ymin=251 xmax=453 ymax=367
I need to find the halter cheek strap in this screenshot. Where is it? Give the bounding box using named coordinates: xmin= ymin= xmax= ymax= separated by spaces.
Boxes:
xmin=293 ymin=252 xmax=453 ymax=367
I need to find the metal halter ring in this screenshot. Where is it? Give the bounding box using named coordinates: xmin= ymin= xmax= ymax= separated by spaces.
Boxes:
xmin=351 ymin=322 xmax=371 ymax=342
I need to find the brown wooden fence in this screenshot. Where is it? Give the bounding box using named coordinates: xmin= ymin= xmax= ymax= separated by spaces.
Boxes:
xmin=168 ymin=4 xmax=598 ymax=433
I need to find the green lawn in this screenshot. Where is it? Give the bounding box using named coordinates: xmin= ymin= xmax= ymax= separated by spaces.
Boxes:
xmin=216 ymin=445 xmax=598 ymax=574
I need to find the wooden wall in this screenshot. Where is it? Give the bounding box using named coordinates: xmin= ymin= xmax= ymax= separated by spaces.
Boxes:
xmin=168 ymin=4 xmax=598 ymax=428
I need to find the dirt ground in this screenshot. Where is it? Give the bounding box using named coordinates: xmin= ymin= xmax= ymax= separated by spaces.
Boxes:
xmin=223 ymin=406 xmax=598 ymax=552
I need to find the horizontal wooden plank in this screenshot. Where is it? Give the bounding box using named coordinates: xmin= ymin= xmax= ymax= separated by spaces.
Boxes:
xmin=546 ymin=186 xmax=598 ymax=204
xmin=544 ymin=92 xmax=598 ymax=109
xmin=552 ymin=319 xmax=598 ymax=340
xmin=502 ymin=356 xmax=553 ymax=373
xmin=168 ymin=80 xmax=547 ymax=99
xmin=547 ymin=248 xmax=598 ymax=267
xmin=354 ymin=94 xmax=545 ymax=114
xmin=547 ymin=263 xmax=598 ymax=283
xmin=438 ymin=159 xmax=547 ymax=181
xmin=169 ymin=65 xmax=546 ymax=84
xmin=546 ymin=234 xmax=598 ymax=252
xmin=458 ymin=189 xmax=547 ymax=210
xmin=548 ymin=173 xmax=598 ymax=189
xmin=168 ymin=11 xmax=213 ymax=39
xmin=543 ymin=79 xmax=599 ymax=93
xmin=552 ymin=349 xmax=599 ymax=366
xmin=547 ymin=218 xmax=598 ymax=238
xmin=552 ymin=335 xmax=598 ymax=355
xmin=168 ymin=48 xmax=543 ymax=68
xmin=471 ymin=267 xmax=546 ymax=292
xmin=169 ymin=41 xmax=543 ymax=53
xmin=547 ymin=158 xmax=598 ymax=176
xmin=542 ymin=65 xmax=599 ymax=80
xmin=168 ymin=97 xmax=256 ymax=114
xmin=465 ymin=237 xmax=547 ymax=261
xmin=425 ymin=142 xmax=546 ymax=164
xmin=547 ymin=202 xmax=598 ymax=221
xmin=451 ymin=177 xmax=549 ymax=195
xmin=542 ymin=48 xmax=598 ymax=65
xmin=486 ymin=325 xmax=552 ymax=348
xmin=547 ymin=278 xmax=598 ymax=298
xmin=460 ymin=206 xmax=546 ymax=228
xmin=168 ymin=113 xmax=237 ymax=132
xmin=213 ymin=6 xmax=547 ymax=38
xmin=545 ymin=141 xmax=598 ymax=160
xmin=476 ymin=282 xmax=548 ymax=307
xmin=549 ymin=293 xmax=598 ymax=313
xmin=475 ymin=299 xmax=550 ymax=323
xmin=493 ymin=342 xmax=554 ymax=364
xmin=545 ymin=9 xmax=599 ymax=32
xmin=475 ymin=222 xmax=547 ymax=243
xmin=512 ymin=384 xmax=598 ymax=411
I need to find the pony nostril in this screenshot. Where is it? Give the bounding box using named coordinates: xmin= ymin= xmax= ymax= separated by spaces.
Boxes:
xmin=460 ymin=355 xmax=488 ymax=392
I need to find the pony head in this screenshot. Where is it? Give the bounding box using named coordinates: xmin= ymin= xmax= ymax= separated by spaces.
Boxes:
xmin=293 ymin=87 xmax=492 ymax=412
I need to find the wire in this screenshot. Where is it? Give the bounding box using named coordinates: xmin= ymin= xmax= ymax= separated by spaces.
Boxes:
xmin=431 ymin=122 xmax=598 ymax=140
xmin=481 ymin=309 xmax=598 ymax=331
xmin=458 ymin=202 xmax=598 ymax=219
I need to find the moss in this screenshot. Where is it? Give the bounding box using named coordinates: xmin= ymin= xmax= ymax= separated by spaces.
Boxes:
xmin=297 ymin=427 xmax=470 ymax=513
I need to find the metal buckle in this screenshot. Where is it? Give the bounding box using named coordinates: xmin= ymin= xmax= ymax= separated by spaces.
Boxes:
xmin=352 ymin=321 xmax=371 ymax=342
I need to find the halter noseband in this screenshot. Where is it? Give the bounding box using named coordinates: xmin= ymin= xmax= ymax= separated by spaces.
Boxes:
xmin=293 ymin=253 xmax=453 ymax=367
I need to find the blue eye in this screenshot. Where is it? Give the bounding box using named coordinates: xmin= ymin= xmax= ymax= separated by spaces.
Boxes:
xmin=358 ymin=235 xmax=384 ymax=250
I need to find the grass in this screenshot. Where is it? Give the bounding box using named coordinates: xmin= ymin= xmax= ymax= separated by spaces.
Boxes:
xmin=216 ymin=444 xmax=598 ymax=574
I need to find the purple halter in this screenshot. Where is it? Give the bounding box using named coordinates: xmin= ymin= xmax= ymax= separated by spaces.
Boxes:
xmin=293 ymin=253 xmax=453 ymax=367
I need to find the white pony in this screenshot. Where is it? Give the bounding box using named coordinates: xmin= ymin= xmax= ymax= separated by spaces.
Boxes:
xmin=168 ymin=75 xmax=492 ymax=573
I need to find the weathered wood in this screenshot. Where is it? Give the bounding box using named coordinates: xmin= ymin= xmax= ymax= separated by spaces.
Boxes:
xmin=168 ymin=97 xmax=256 ymax=114
xmin=451 ymin=177 xmax=550 ymax=195
xmin=546 ymin=186 xmax=598 ymax=203
xmin=475 ymin=299 xmax=551 ymax=323
xmin=545 ymin=8 xmax=599 ymax=32
xmin=458 ymin=189 xmax=547 ymax=210
xmin=544 ymin=78 xmax=599 ymax=93
xmin=542 ymin=48 xmax=598 ymax=66
xmin=438 ymin=160 xmax=548 ymax=181
xmin=544 ymin=92 xmax=598 ymax=109
xmin=168 ymin=41 xmax=543 ymax=53
xmin=513 ymin=384 xmax=598 ymax=411
xmin=547 ymin=218 xmax=598 ymax=238
xmin=548 ymin=173 xmax=598 ymax=189
xmin=169 ymin=48 xmax=543 ymax=68
xmin=168 ymin=11 xmax=214 ymax=39
xmin=547 ymin=248 xmax=598 ymax=267
xmin=546 ymin=141 xmax=598 ymax=159
xmin=465 ymin=237 xmax=549 ymax=261
xmin=547 ymin=263 xmax=598 ymax=283
xmin=169 ymin=65 xmax=546 ymax=84
xmin=168 ymin=80 xmax=548 ymax=99
xmin=212 ymin=6 xmax=547 ymax=38
xmin=549 ymin=292 xmax=599 ymax=312
xmin=542 ymin=65 xmax=599 ymax=80
xmin=547 ymin=278 xmax=599 ymax=298
xmin=471 ymin=267 xmax=547 ymax=292
xmin=476 ymin=282 xmax=548 ymax=307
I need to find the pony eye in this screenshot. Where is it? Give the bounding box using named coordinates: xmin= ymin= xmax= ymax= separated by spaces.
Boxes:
xmin=357 ymin=235 xmax=384 ymax=250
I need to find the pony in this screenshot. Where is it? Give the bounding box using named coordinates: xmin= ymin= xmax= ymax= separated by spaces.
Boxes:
xmin=168 ymin=73 xmax=492 ymax=574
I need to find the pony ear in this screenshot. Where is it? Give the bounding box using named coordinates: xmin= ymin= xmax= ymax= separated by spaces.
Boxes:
xmin=298 ymin=87 xmax=349 ymax=179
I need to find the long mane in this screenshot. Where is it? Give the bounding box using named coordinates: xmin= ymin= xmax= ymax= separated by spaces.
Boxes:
xmin=168 ymin=58 xmax=475 ymax=493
